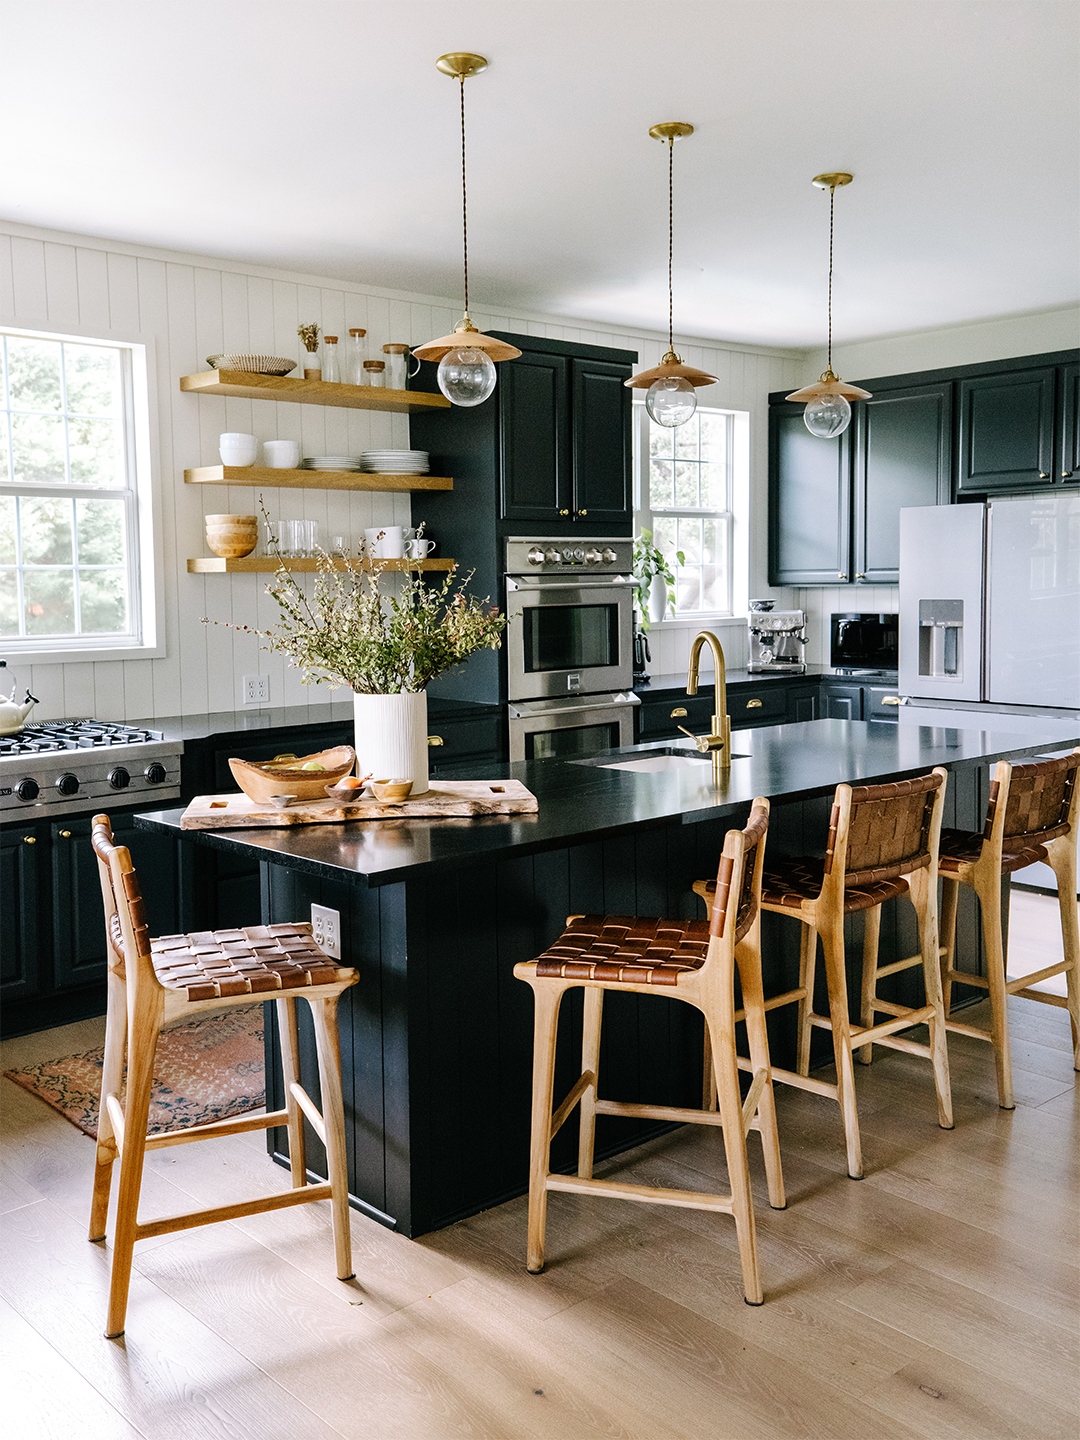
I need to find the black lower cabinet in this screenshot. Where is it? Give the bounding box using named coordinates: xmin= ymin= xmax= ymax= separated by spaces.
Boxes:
xmin=819 ymin=682 xmax=863 ymax=721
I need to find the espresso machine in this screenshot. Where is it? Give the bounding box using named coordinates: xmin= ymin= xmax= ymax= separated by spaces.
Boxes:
xmin=747 ymin=605 xmax=807 ymax=673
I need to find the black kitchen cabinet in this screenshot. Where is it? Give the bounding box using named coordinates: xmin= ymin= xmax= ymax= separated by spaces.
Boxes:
xmin=864 ymin=684 xmax=902 ymax=722
xmin=957 ymin=367 xmax=1057 ymax=494
xmin=636 ymin=679 xmax=815 ymax=743
xmin=1 ymin=821 xmax=46 ymax=1004
xmin=1061 ymin=361 xmax=1080 ymax=483
xmin=768 ymin=403 xmax=852 ymax=585
xmin=819 ymin=682 xmax=863 ymax=720
xmin=427 ymin=711 xmax=503 ymax=778
xmin=498 ymin=349 xmax=571 ymax=523
xmin=570 ymin=357 xmax=634 ymax=525
xmin=853 ymin=383 xmax=952 ymax=583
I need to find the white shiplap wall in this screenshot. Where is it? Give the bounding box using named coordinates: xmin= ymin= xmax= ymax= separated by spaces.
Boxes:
xmin=0 ymin=221 xmax=804 ymax=719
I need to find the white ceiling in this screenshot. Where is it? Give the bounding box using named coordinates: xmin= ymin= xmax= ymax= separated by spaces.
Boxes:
xmin=4 ymin=1 xmax=1078 ymax=348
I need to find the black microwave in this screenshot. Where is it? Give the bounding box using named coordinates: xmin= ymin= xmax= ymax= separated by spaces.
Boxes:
xmin=830 ymin=613 xmax=898 ymax=672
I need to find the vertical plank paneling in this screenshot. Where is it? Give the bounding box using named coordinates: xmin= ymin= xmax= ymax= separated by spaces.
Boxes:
xmin=42 ymin=243 xmax=79 ymax=326
xmin=0 ymin=233 xmax=15 ymax=317
xmin=10 ymin=236 xmax=47 ymax=319
xmin=106 ymin=252 xmax=140 ymax=335
xmin=74 ymin=248 xmax=110 ymax=331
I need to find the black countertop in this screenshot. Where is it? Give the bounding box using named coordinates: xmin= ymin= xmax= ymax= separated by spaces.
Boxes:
xmin=635 ymin=665 xmax=898 ymax=697
xmin=135 ymin=715 xmax=1079 ymax=888
xmin=134 ymin=695 xmax=502 ymax=745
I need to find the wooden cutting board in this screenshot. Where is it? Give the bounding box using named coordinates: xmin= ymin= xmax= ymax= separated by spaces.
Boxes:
xmin=180 ymin=780 xmax=538 ymax=829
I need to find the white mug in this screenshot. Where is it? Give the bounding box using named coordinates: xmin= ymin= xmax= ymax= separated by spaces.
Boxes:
xmin=219 ymin=432 xmax=257 ymax=466
xmin=262 ymin=439 xmax=300 ymax=469
xmin=376 ymin=525 xmax=407 ymax=559
xmin=406 ymin=537 xmax=436 ymax=559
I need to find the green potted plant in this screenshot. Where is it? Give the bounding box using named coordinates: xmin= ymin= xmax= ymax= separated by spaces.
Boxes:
xmin=206 ymin=534 xmax=506 ymax=791
xmin=633 ymin=529 xmax=683 ymax=629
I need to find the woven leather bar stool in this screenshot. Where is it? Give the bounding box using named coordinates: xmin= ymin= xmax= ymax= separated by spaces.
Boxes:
xmin=693 ymin=769 xmax=951 ymax=1179
xmin=938 ymin=748 xmax=1079 ymax=1110
xmin=89 ymin=814 xmax=359 ymax=1339
xmin=515 ymin=800 xmax=784 ymax=1306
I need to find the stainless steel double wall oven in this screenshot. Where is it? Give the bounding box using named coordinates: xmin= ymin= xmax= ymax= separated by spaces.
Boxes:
xmin=505 ymin=537 xmax=638 ymax=760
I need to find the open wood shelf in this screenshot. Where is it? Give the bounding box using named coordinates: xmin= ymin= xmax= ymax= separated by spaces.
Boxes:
xmin=187 ymin=556 xmax=455 ymax=574
xmin=184 ymin=465 xmax=452 ymax=492
xmin=179 ymin=370 xmax=450 ymax=413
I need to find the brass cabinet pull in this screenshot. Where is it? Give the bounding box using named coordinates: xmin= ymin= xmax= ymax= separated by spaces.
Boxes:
xmin=746 ymin=699 xmax=762 ymax=709
xmin=856 ymin=572 xmax=865 ymax=579
xmin=881 ymin=696 xmax=902 ymax=706
xmin=558 ymin=509 xmax=569 ymax=516
xmin=1039 ymin=472 xmax=1050 ymax=479
xmin=839 ymin=572 xmax=847 ymax=579
xmin=23 ymin=835 xmax=36 ymax=845
xmin=670 ymin=707 xmax=687 ymax=718
xmin=1063 ymin=471 xmax=1073 ymax=478
xmin=427 ymin=735 xmax=444 ymax=747
xmin=577 ymin=509 xmax=588 ymax=516
xmin=59 ymin=830 xmax=72 ymax=838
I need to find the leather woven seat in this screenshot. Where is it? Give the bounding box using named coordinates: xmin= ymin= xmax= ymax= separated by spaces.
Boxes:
xmin=938 ymin=750 xmax=1079 ymax=1109
xmin=148 ymin=925 xmax=345 ymax=999
xmin=760 ymin=857 xmax=911 ymax=913
xmin=515 ymin=800 xmax=784 ymax=1306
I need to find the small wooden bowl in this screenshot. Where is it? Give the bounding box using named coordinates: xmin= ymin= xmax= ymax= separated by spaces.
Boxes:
xmin=370 ymin=779 xmax=413 ymax=801
xmin=325 ymin=777 xmax=367 ymax=802
xmin=206 ymin=514 xmax=258 ymax=559
xmin=229 ymin=746 xmax=356 ymax=802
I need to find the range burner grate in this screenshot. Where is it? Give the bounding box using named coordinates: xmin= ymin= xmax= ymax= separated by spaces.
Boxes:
xmin=0 ymin=719 xmax=164 ymax=756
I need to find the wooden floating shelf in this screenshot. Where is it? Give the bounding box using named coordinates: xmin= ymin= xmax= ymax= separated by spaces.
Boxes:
xmin=179 ymin=370 xmax=450 ymax=413
xmin=184 ymin=465 xmax=452 ymax=493
xmin=187 ymin=556 xmax=455 ymax=574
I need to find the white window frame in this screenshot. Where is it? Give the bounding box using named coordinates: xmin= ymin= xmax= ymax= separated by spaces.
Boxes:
xmin=0 ymin=321 xmax=164 ymax=662
xmin=634 ymin=401 xmax=744 ymax=621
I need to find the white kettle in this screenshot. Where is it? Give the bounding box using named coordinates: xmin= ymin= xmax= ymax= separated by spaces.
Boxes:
xmin=0 ymin=663 xmax=38 ymax=734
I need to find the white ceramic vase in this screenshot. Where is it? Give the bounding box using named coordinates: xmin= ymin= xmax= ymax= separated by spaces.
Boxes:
xmin=352 ymin=690 xmax=429 ymax=792
xmin=647 ymin=575 xmax=668 ymax=625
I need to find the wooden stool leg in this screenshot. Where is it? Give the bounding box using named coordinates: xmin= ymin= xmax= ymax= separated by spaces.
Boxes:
xmin=308 ymin=996 xmax=354 ymax=1282
xmin=858 ymin=907 xmax=882 ymax=1066
xmin=909 ymin=868 xmax=953 ymax=1130
xmin=711 ymin=1029 xmax=762 ymax=1305
xmin=978 ymin=870 xmax=1014 ymax=1110
xmin=819 ymin=919 xmax=863 ymax=1179
xmin=1046 ymin=840 xmax=1080 ymax=1069
xmin=796 ymin=923 xmax=818 ymax=1077
xmin=577 ymin=987 xmax=603 ymax=1179
xmin=939 ymin=876 xmax=960 ymax=1017
xmin=89 ymin=965 xmax=127 ymax=1243
xmin=701 ymin=1017 xmax=718 ymax=1111
xmin=104 ymin=1002 xmax=162 ymax=1339
xmin=735 ymin=946 xmax=785 ymax=1211
xmin=526 ymin=983 xmax=565 ymax=1274
xmin=276 ymin=996 xmax=307 ymax=1187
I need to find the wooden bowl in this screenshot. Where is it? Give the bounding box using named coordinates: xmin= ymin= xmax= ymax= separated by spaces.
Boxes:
xmin=205 ymin=514 xmax=258 ymax=559
xmin=370 ymin=779 xmax=413 ymax=801
xmin=228 ymin=746 xmax=356 ymax=803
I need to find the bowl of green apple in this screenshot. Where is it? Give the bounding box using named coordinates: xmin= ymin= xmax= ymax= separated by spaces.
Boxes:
xmin=228 ymin=745 xmax=357 ymax=803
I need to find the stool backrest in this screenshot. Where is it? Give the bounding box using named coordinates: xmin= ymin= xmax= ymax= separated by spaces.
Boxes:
xmin=709 ymin=799 xmax=770 ymax=944
xmin=986 ymin=750 xmax=1080 ymax=851
xmin=91 ymin=813 xmax=159 ymax=995
xmin=826 ymin=770 xmax=947 ymax=888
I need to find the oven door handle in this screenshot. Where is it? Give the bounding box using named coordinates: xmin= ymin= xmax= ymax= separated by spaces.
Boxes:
xmin=505 ymin=574 xmax=635 ymax=592
xmin=509 ymin=697 xmax=640 ymax=719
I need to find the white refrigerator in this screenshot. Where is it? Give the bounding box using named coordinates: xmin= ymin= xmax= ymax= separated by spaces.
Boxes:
xmin=898 ymin=494 xmax=1080 ymax=708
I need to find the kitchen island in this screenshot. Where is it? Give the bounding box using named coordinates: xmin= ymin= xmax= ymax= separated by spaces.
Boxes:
xmin=136 ymin=715 xmax=1079 ymax=1237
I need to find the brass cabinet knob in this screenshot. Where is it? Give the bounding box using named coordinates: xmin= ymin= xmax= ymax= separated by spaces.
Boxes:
xmin=1064 ymin=471 xmax=1073 ymax=478
xmin=23 ymin=835 xmax=36 ymax=845
xmin=577 ymin=509 xmax=588 ymax=517
xmin=670 ymin=707 xmax=687 ymax=718
xmin=856 ymin=572 xmax=865 ymax=579
xmin=1039 ymin=472 xmax=1050 ymax=479
xmin=882 ymin=696 xmax=902 ymax=706
xmin=59 ymin=830 xmax=72 ymax=838
xmin=558 ymin=509 xmax=569 ymax=516
xmin=839 ymin=572 xmax=847 ymax=579
xmin=427 ymin=735 xmax=444 ymax=747
xmin=746 ymin=699 xmax=762 ymax=708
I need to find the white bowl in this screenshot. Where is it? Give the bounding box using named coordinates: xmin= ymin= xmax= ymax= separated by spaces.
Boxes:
xmin=219 ymin=432 xmax=258 ymax=466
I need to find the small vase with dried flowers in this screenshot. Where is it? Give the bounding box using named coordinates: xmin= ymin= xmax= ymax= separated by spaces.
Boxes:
xmin=298 ymin=322 xmax=322 ymax=380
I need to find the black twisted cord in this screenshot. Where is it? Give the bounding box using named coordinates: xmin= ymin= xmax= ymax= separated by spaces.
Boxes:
xmin=668 ymin=138 xmax=674 ymax=351
xmin=459 ymin=76 xmax=469 ymax=314
xmin=827 ymin=184 xmax=835 ymax=374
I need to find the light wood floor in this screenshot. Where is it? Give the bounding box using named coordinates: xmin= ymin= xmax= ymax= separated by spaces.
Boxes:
xmin=3 ymin=891 xmax=1077 ymax=1440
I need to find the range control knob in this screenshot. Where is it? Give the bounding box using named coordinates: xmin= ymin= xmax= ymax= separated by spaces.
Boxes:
xmin=544 ymin=547 xmax=560 ymax=564
xmin=584 ymin=547 xmax=602 ymax=564
xmin=527 ymin=546 xmax=545 ymax=565
xmin=572 ymin=547 xmax=585 ymax=562
xmin=601 ymin=547 xmax=617 ymax=564
xmin=108 ymin=766 xmax=131 ymax=790
xmin=16 ymin=778 xmax=39 ymax=802
xmin=56 ymin=773 xmax=79 ymax=797
xmin=144 ymin=762 xmax=168 ymax=785
xmin=561 ymin=547 xmax=576 ymax=563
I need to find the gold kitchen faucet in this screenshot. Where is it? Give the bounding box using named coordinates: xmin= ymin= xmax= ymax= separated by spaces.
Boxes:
xmin=679 ymin=631 xmax=732 ymax=781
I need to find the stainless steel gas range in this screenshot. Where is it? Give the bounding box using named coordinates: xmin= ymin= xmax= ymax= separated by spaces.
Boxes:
xmin=0 ymin=720 xmax=182 ymax=822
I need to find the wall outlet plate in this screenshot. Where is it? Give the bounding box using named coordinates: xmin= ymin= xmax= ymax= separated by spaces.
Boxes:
xmin=310 ymin=903 xmax=341 ymax=960
xmin=243 ymin=674 xmax=270 ymax=705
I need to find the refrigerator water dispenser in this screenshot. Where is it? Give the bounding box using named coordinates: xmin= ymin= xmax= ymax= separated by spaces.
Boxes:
xmin=918 ymin=599 xmax=964 ymax=679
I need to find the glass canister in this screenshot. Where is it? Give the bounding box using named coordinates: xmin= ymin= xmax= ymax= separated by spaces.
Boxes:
xmin=363 ymin=360 xmax=385 ymax=388
xmin=382 ymin=343 xmax=418 ymax=391
xmin=346 ymin=328 xmax=367 ymax=385
xmin=322 ymin=335 xmax=341 ymax=383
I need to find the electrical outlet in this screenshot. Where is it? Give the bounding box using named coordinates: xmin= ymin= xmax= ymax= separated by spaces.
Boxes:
xmin=310 ymin=903 xmax=341 ymax=960
xmin=242 ymin=674 xmax=270 ymax=705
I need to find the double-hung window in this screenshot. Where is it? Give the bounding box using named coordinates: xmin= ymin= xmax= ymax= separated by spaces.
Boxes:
xmin=0 ymin=327 xmax=157 ymax=658
xmin=636 ymin=405 xmax=735 ymax=617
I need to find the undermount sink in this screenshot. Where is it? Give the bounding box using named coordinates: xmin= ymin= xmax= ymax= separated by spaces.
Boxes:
xmin=573 ymin=745 xmax=748 ymax=773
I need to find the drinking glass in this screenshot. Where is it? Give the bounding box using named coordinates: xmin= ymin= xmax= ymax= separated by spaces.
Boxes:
xmin=262 ymin=520 xmax=282 ymax=557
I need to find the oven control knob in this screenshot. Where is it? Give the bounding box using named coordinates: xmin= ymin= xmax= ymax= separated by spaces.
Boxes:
xmin=561 ymin=547 xmax=576 ymax=563
xmin=573 ymin=547 xmax=585 ymax=562
xmin=527 ymin=546 xmax=545 ymax=566
xmin=16 ymin=778 xmax=39 ymax=802
xmin=544 ymin=547 xmax=560 ymax=564
xmin=108 ymin=766 xmax=131 ymax=790
xmin=55 ymin=773 xmax=80 ymax=797
xmin=584 ymin=547 xmax=602 ymax=564
xmin=601 ymin=547 xmax=617 ymax=564
xmin=144 ymin=762 xmax=168 ymax=785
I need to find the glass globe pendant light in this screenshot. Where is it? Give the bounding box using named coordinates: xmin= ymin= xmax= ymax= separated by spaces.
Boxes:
xmin=786 ymin=173 xmax=871 ymax=437
xmin=413 ymin=53 xmax=520 ymax=404
xmin=625 ymin=122 xmax=717 ymax=425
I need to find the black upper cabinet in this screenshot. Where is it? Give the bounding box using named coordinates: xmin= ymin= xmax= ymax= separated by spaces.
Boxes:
xmin=570 ymin=358 xmax=633 ymax=524
xmin=1061 ymin=362 xmax=1080 ymax=483
xmin=498 ymin=351 xmax=571 ymax=522
xmin=853 ymin=382 xmax=952 ymax=584
xmin=768 ymin=402 xmax=852 ymax=585
xmin=957 ymin=367 xmax=1057 ymax=494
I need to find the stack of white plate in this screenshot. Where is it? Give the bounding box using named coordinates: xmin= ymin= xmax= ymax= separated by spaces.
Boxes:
xmin=301 ymin=455 xmax=363 ymax=471
xmin=361 ymin=450 xmax=430 ymax=475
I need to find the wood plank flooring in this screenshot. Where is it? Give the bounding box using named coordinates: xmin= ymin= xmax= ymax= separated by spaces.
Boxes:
xmin=2 ymin=892 xmax=1077 ymax=1440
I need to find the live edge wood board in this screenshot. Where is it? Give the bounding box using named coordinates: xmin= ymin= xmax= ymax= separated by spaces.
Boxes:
xmin=179 ymin=370 xmax=451 ymax=413
xmin=185 ymin=465 xmax=453 ymax=493
xmin=181 ymin=780 xmax=538 ymax=828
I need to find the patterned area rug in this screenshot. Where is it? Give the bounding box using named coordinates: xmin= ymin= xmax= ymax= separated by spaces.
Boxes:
xmin=3 ymin=1005 xmax=265 ymax=1139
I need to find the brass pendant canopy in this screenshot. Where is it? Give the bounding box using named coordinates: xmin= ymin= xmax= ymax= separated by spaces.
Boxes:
xmin=626 ymin=350 xmax=718 ymax=390
xmin=786 ymin=372 xmax=872 ymax=402
xmin=413 ymin=318 xmax=520 ymax=364
xmin=435 ymin=52 xmax=488 ymax=79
